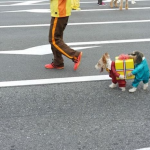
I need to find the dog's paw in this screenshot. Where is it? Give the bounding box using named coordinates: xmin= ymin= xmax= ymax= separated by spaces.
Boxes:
xmin=120 ymin=87 xmax=126 ymax=91
xmin=109 ymin=83 xmax=117 ymax=88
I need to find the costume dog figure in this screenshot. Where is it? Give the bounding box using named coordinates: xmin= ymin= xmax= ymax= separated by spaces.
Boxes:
xmin=128 ymin=51 xmax=150 ymax=92
xmin=95 ymin=53 xmax=126 ymax=91
xmin=110 ymin=0 xmax=128 ymax=10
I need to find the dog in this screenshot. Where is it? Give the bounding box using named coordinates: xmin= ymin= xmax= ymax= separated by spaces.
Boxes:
xmin=95 ymin=53 xmax=126 ymax=91
xmin=110 ymin=0 xmax=128 ymax=10
xmin=127 ymin=51 xmax=150 ymax=92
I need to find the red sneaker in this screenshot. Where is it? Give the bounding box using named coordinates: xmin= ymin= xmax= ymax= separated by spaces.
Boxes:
xmin=45 ymin=62 xmax=64 ymax=69
xmin=74 ymin=52 xmax=82 ymax=70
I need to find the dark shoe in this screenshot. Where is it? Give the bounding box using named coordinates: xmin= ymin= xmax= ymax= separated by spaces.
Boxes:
xmin=99 ymin=2 xmax=106 ymax=6
xmin=73 ymin=52 xmax=82 ymax=70
xmin=45 ymin=62 xmax=64 ymax=69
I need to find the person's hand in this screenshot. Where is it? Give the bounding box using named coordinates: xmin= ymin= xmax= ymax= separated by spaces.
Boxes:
xmin=119 ymin=75 xmax=125 ymax=79
xmin=127 ymin=72 xmax=133 ymax=77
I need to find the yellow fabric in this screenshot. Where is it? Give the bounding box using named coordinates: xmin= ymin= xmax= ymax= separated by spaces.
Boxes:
xmin=50 ymin=0 xmax=71 ymax=17
xmin=71 ymin=0 xmax=80 ymax=9
xmin=115 ymin=59 xmax=135 ymax=80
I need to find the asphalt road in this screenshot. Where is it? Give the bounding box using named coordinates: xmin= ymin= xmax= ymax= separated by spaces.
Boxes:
xmin=0 ymin=0 xmax=150 ymax=150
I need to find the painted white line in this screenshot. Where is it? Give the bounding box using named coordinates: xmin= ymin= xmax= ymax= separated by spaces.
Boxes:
xmin=1 ymin=20 xmax=150 ymax=28
xmin=1 ymin=7 xmax=150 ymax=12
xmin=0 ymin=0 xmax=149 ymax=3
xmin=0 ymin=75 xmax=111 ymax=88
xmin=67 ymin=38 xmax=150 ymax=46
xmin=11 ymin=0 xmax=47 ymax=6
xmin=0 ymin=24 xmax=49 ymax=28
xmin=136 ymin=148 xmax=150 ymax=150
xmin=79 ymin=7 xmax=150 ymax=12
xmin=0 ymin=38 xmax=150 ymax=55
xmin=0 ymin=0 xmax=149 ymax=6
xmin=0 ymin=46 xmax=99 ymax=55
xmin=0 ymin=9 xmax=50 ymax=13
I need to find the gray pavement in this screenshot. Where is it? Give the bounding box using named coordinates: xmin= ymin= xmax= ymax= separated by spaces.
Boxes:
xmin=0 ymin=0 xmax=150 ymax=150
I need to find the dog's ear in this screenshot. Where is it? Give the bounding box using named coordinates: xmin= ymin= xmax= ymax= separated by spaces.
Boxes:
xmin=104 ymin=53 xmax=109 ymax=58
xmin=135 ymin=53 xmax=143 ymax=64
xmin=134 ymin=51 xmax=144 ymax=57
xmin=102 ymin=54 xmax=107 ymax=64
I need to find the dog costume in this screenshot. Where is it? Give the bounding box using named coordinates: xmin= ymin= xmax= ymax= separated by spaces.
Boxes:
xmin=131 ymin=57 xmax=149 ymax=88
xmin=107 ymin=61 xmax=126 ymax=88
xmin=128 ymin=51 xmax=150 ymax=92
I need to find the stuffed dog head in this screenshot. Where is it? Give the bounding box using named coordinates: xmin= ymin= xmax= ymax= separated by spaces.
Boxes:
xmin=128 ymin=51 xmax=144 ymax=64
xmin=95 ymin=53 xmax=110 ymax=72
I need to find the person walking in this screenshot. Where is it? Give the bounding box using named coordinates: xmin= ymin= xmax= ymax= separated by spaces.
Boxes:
xmin=45 ymin=0 xmax=82 ymax=70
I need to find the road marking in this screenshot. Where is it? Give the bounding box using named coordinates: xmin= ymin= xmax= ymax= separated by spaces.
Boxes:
xmin=11 ymin=0 xmax=47 ymax=6
xmin=0 ymin=0 xmax=149 ymax=6
xmin=1 ymin=20 xmax=150 ymax=28
xmin=136 ymin=148 xmax=150 ymax=150
xmin=0 ymin=75 xmax=111 ymax=88
xmin=0 ymin=38 xmax=150 ymax=55
xmin=0 ymin=0 xmax=149 ymax=3
xmin=1 ymin=7 xmax=150 ymax=11
xmin=0 ymin=46 xmax=99 ymax=55
xmin=66 ymin=38 xmax=150 ymax=46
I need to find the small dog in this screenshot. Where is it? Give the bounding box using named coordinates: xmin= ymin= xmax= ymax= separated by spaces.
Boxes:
xmin=127 ymin=51 xmax=150 ymax=92
xmin=110 ymin=0 xmax=128 ymax=10
xmin=95 ymin=53 xmax=126 ymax=91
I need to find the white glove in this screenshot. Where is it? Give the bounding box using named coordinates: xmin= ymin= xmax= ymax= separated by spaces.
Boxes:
xmin=119 ymin=75 xmax=125 ymax=79
xmin=127 ymin=72 xmax=133 ymax=77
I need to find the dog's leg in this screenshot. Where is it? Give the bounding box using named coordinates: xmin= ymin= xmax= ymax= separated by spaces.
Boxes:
xmin=119 ymin=0 xmax=123 ymax=10
xmin=120 ymin=87 xmax=126 ymax=91
xmin=143 ymin=83 xmax=148 ymax=90
xmin=110 ymin=0 xmax=114 ymax=8
xmin=125 ymin=0 xmax=128 ymax=10
xmin=114 ymin=0 xmax=118 ymax=7
xmin=109 ymin=83 xmax=117 ymax=88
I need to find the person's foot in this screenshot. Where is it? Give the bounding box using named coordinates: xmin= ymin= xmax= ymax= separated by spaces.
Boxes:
xmin=99 ymin=2 xmax=106 ymax=6
xmin=45 ymin=62 xmax=64 ymax=69
xmin=74 ymin=52 xmax=82 ymax=70
xmin=72 ymin=8 xmax=81 ymax=10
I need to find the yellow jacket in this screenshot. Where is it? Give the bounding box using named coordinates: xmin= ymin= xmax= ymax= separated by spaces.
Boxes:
xmin=50 ymin=0 xmax=71 ymax=17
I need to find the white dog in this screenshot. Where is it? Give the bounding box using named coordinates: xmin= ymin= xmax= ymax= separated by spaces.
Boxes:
xmin=95 ymin=53 xmax=126 ymax=91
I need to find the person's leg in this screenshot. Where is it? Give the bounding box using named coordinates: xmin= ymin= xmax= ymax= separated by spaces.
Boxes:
xmin=51 ymin=45 xmax=64 ymax=67
xmin=48 ymin=17 xmax=82 ymax=70
xmin=98 ymin=0 xmax=102 ymax=5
